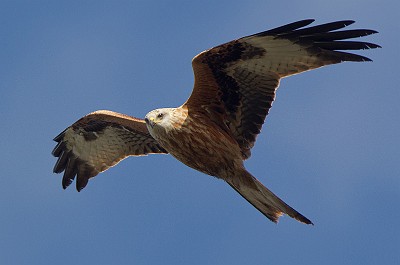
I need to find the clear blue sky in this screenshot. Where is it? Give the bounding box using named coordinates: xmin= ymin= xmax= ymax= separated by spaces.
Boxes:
xmin=1 ymin=1 xmax=398 ymax=264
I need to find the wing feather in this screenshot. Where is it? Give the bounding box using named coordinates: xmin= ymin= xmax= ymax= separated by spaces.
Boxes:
xmin=185 ymin=19 xmax=379 ymax=158
xmin=52 ymin=110 xmax=167 ymax=191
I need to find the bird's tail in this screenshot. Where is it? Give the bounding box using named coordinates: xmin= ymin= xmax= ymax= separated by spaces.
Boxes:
xmin=227 ymin=169 xmax=313 ymax=224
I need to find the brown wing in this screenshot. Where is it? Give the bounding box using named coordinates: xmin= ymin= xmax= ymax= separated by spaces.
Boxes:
xmin=52 ymin=110 xmax=167 ymax=191
xmin=184 ymin=19 xmax=380 ymax=159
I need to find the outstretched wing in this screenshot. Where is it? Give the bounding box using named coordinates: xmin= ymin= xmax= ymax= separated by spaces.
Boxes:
xmin=185 ymin=19 xmax=380 ymax=159
xmin=52 ymin=110 xmax=167 ymax=191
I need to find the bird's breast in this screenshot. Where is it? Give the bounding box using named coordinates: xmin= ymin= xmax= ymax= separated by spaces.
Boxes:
xmin=152 ymin=115 xmax=243 ymax=177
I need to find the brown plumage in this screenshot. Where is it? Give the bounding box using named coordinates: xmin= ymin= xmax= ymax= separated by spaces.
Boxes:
xmin=52 ymin=19 xmax=379 ymax=224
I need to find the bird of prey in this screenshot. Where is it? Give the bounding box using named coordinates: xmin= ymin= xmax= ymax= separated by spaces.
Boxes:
xmin=52 ymin=19 xmax=379 ymax=224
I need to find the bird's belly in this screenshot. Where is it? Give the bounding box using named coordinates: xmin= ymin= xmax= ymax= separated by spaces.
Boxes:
xmin=156 ymin=124 xmax=242 ymax=177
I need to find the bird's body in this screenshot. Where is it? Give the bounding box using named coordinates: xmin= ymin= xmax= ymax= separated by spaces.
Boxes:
xmin=52 ymin=19 xmax=379 ymax=224
xmin=146 ymin=107 xmax=313 ymax=224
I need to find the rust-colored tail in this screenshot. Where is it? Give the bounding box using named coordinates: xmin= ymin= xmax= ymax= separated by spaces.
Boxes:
xmin=227 ymin=169 xmax=313 ymax=224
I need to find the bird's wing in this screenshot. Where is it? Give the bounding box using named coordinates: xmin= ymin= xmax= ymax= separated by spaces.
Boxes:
xmin=184 ymin=19 xmax=379 ymax=159
xmin=52 ymin=110 xmax=167 ymax=191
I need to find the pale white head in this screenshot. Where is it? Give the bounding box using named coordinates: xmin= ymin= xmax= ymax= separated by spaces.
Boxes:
xmin=144 ymin=108 xmax=176 ymax=137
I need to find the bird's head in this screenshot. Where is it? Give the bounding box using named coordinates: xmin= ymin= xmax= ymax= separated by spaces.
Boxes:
xmin=145 ymin=108 xmax=175 ymax=135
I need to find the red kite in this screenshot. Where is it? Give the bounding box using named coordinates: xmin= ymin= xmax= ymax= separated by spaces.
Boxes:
xmin=52 ymin=20 xmax=379 ymax=224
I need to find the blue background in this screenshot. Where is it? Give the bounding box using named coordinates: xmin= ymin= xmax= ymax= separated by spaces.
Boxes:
xmin=1 ymin=1 xmax=398 ymax=264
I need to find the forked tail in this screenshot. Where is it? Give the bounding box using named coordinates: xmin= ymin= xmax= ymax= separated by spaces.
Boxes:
xmin=227 ymin=169 xmax=313 ymax=224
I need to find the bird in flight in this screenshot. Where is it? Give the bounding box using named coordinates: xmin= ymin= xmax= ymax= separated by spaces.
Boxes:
xmin=52 ymin=19 xmax=379 ymax=224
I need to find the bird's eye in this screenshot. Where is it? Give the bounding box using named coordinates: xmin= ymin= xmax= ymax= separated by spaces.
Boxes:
xmin=157 ymin=113 xmax=164 ymax=119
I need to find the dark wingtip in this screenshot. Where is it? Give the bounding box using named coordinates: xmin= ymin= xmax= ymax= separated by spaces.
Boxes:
xmin=62 ymin=157 xmax=77 ymax=189
xmin=259 ymin=19 xmax=315 ymax=36
xmin=297 ymin=19 xmax=316 ymax=26
xmin=75 ymin=164 xmax=96 ymax=192
xmin=299 ymin=216 xmax=314 ymax=225
xmin=76 ymin=177 xmax=89 ymax=192
xmin=288 ymin=208 xmax=313 ymax=225
xmin=52 ymin=141 xmax=66 ymax=157
xmin=270 ymin=211 xmax=313 ymax=225
xmin=368 ymin=29 xmax=379 ymax=35
xmin=62 ymin=180 xmax=72 ymax=190
xmin=340 ymin=20 xmax=355 ymax=26
xmin=302 ymin=18 xmax=316 ymax=23
xmin=364 ymin=42 xmax=381 ymax=49
xmin=53 ymin=151 xmax=69 ymax=173
xmin=53 ymin=128 xmax=67 ymax=142
xmin=52 ymin=132 xmax=91 ymax=191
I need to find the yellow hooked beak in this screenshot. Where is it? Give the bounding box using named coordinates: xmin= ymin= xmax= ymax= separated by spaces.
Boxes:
xmin=145 ymin=116 xmax=156 ymax=128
